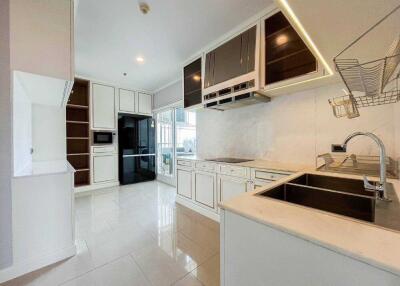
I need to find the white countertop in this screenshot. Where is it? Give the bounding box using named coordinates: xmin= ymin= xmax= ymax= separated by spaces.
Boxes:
xmin=220 ymin=169 xmax=400 ymax=276
xmin=14 ymin=160 xmax=75 ymax=178
xmin=177 ymin=155 xmax=308 ymax=173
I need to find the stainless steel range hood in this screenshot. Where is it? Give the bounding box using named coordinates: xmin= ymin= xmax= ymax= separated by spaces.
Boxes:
xmin=204 ymin=92 xmax=270 ymax=111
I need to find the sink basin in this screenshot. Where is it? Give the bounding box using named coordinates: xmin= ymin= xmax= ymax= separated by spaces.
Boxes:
xmin=258 ymin=174 xmax=376 ymax=222
xmin=288 ymin=173 xmax=376 ymax=196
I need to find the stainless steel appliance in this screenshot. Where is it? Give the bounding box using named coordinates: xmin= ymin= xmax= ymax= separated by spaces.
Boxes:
xmin=93 ymin=131 xmax=114 ymax=144
xmin=118 ymin=114 xmax=155 ymax=184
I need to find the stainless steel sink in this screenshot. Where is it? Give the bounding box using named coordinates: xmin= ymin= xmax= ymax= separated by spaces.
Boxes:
xmin=258 ymin=173 xmax=400 ymax=231
xmin=260 ymin=183 xmax=375 ymax=222
xmin=288 ymin=173 xmax=375 ymax=196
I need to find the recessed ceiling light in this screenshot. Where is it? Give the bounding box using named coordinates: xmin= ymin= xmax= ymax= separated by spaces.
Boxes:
xmin=139 ymin=2 xmax=150 ymax=14
xmin=136 ymin=56 xmax=145 ymax=63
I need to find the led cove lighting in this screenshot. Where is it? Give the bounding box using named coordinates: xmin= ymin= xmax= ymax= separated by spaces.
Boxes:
xmin=278 ymin=0 xmax=334 ymax=75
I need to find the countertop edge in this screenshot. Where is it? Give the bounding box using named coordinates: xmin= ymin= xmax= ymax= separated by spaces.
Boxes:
xmin=219 ymin=170 xmax=400 ymax=277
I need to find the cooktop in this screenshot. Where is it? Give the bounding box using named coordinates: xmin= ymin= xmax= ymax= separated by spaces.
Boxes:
xmin=206 ymin=158 xmax=253 ymax=163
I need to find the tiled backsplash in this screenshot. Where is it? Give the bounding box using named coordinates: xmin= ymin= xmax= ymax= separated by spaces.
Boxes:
xmin=197 ymin=83 xmax=400 ymax=168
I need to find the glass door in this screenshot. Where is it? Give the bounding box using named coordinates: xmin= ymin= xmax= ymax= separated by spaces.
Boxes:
xmin=156 ymin=109 xmax=174 ymax=182
xmin=175 ymin=107 xmax=196 ymax=157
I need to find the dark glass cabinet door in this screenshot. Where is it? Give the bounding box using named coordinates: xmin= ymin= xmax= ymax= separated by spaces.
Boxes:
xmin=204 ymin=25 xmax=257 ymax=88
xmin=183 ymin=58 xmax=202 ymax=108
xmin=265 ymin=12 xmax=317 ymax=85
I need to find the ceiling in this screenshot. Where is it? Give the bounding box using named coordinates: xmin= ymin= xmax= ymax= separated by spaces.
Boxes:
xmin=75 ymin=0 xmax=273 ymax=92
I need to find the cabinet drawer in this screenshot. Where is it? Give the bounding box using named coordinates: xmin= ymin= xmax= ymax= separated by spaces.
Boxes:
xmin=93 ymin=155 xmax=117 ymax=183
xmin=177 ymin=160 xmax=193 ymax=168
xmin=93 ymin=146 xmax=115 ymax=153
xmin=253 ymin=170 xmax=290 ymax=181
xmin=195 ymin=161 xmax=217 ymax=172
xmin=219 ymin=165 xmax=249 ymax=178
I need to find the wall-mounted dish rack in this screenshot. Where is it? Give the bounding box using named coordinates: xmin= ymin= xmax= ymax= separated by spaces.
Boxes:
xmin=330 ymin=5 xmax=400 ymax=119
xmin=317 ymin=153 xmax=398 ymax=179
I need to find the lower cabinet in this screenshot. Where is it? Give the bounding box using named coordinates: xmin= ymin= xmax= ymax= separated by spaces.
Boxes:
xmin=93 ymin=154 xmax=117 ymax=183
xmin=218 ymin=174 xmax=249 ymax=203
xmin=177 ymin=168 xmax=192 ymax=199
xmin=250 ymin=179 xmax=274 ymax=191
xmin=194 ymin=170 xmax=216 ymax=209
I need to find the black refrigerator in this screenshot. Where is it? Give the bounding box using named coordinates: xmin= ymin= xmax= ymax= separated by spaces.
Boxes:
xmin=118 ymin=114 xmax=156 ymax=185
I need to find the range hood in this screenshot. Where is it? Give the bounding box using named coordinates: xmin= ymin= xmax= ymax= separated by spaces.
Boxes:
xmin=204 ymin=92 xmax=270 ymax=111
xmin=202 ymin=24 xmax=267 ymax=109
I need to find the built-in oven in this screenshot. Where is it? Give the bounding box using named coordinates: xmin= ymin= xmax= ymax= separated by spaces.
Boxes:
xmin=93 ymin=131 xmax=114 ymax=145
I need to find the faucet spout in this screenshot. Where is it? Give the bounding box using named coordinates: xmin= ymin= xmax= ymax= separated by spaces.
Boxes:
xmin=339 ymin=132 xmax=391 ymax=201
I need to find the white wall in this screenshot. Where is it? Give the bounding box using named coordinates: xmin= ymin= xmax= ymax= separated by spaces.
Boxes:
xmin=153 ymin=80 xmax=182 ymax=110
xmin=0 ymin=0 xmax=13 ymax=270
xmin=13 ymin=77 xmax=32 ymax=174
xmin=197 ymin=83 xmax=400 ymax=167
xmin=32 ymin=104 xmax=66 ymax=162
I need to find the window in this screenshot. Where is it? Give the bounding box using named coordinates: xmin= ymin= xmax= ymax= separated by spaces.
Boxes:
xmin=175 ymin=107 xmax=196 ymax=157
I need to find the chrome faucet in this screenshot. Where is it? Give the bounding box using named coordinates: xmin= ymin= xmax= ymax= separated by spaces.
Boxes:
xmin=333 ymin=132 xmax=391 ymax=202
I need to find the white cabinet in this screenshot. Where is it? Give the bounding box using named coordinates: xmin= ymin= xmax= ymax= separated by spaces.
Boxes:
xmin=194 ymin=171 xmax=216 ymax=209
xmin=10 ymin=0 xmax=74 ymax=80
xmin=119 ymin=89 xmax=136 ymax=113
xmin=93 ymin=154 xmax=117 ymax=183
xmin=138 ymin=92 xmax=152 ymax=115
xmin=218 ymin=174 xmax=249 ymax=203
xmin=177 ymin=169 xmax=192 ymax=199
xmin=92 ymin=83 xmax=116 ymax=130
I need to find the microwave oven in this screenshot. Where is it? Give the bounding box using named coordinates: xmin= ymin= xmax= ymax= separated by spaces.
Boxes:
xmin=93 ymin=131 xmax=114 ymax=145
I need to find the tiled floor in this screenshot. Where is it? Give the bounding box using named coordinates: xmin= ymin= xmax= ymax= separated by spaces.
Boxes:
xmin=2 ymin=181 xmax=220 ymax=286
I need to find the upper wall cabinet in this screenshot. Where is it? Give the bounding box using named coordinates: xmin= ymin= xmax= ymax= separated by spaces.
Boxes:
xmin=92 ymin=83 xmax=116 ymax=130
xmin=183 ymin=58 xmax=202 ymax=109
xmin=119 ymin=89 xmax=136 ymax=114
xmin=264 ymin=11 xmax=316 ymax=85
xmin=137 ymin=92 xmax=152 ymax=115
xmin=10 ymin=0 xmax=74 ymax=81
xmin=261 ymin=11 xmax=323 ymax=93
xmin=202 ymin=24 xmax=260 ymax=104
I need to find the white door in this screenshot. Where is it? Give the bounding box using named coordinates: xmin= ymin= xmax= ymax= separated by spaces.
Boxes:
xmin=218 ymin=175 xmax=248 ymax=203
xmin=177 ymin=169 xmax=192 ymax=199
xmin=93 ymin=154 xmax=117 ymax=183
xmin=194 ymin=171 xmax=216 ymax=209
xmin=138 ymin=92 xmax=152 ymax=115
xmin=92 ymin=83 xmax=115 ymax=129
xmin=119 ymin=89 xmax=135 ymax=113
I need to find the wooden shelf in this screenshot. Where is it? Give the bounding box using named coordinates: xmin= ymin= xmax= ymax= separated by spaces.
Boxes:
xmin=185 ymin=88 xmax=202 ymax=96
xmin=265 ymin=24 xmax=291 ymax=40
xmin=75 ymin=168 xmax=90 ymax=172
xmin=67 ymin=120 xmax=89 ymax=124
xmin=67 ymin=104 xmax=89 ymax=109
xmin=266 ymin=48 xmax=309 ymax=66
xmin=75 ymin=183 xmax=90 ymax=188
xmin=66 ymin=78 xmax=90 ymax=188
xmin=67 ymin=137 xmax=89 ymax=140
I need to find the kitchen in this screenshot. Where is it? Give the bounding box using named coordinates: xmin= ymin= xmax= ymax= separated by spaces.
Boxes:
xmin=1 ymin=0 xmax=400 ymax=286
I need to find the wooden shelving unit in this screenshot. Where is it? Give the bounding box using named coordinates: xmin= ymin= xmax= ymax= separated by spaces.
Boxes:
xmin=66 ymin=79 xmax=90 ymax=187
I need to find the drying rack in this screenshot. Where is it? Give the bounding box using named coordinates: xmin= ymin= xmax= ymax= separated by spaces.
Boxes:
xmin=330 ymin=5 xmax=400 ymax=119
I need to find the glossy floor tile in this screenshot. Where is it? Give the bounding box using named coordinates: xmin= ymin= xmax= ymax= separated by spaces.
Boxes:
xmin=1 ymin=181 xmax=220 ymax=286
